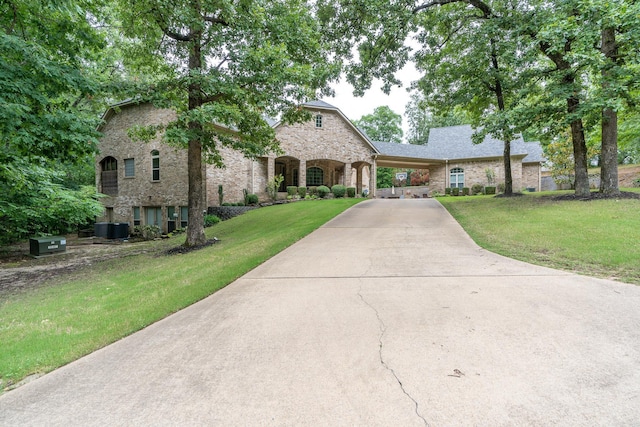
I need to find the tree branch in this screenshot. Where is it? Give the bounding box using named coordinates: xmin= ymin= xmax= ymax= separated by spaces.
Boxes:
xmin=203 ymin=15 xmax=229 ymax=26
xmin=413 ymin=0 xmax=461 ymax=14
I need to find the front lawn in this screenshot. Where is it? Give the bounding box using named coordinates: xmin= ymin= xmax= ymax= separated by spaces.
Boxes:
xmin=0 ymin=199 xmax=361 ymax=392
xmin=438 ymin=190 xmax=640 ymax=284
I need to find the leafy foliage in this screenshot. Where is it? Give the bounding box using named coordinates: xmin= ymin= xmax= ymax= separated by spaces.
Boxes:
xmin=116 ymin=0 xmax=340 ymax=246
xmin=376 ymin=167 xmax=394 ymax=189
xmin=331 ymin=184 xmax=346 ymax=198
xmin=0 ymin=155 xmax=104 ymax=244
xmin=353 ymin=106 xmax=403 ymax=143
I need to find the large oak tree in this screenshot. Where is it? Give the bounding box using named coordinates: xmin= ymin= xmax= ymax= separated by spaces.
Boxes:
xmin=117 ymin=0 xmax=339 ymax=246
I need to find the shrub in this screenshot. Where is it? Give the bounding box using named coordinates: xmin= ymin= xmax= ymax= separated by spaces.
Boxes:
xmin=485 ymin=186 xmax=496 ymax=195
xmin=204 ymin=214 xmax=220 ymax=227
xmin=246 ymin=193 xmax=259 ymax=205
xmin=452 ymin=187 xmax=460 ymax=196
xmin=133 ymin=225 xmax=161 ymax=240
xmin=266 ymin=174 xmax=284 ymax=201
xmin=298 ymin=187 xmax=307 ymax=198
xmin=308 ymin=186 xmax=317 ymax=196
xmin=286 ymin=186 xmax=298 ymax=197
xmin=221 ymin=202 xmax=233 ymax=206
xmin=331 ymin=184 xmax=346 ymax=198
xmin=347 ymin=187 xmax=356 ymax=198
xmin=445 ymin=187 xmax=451 ymax=195
xmin=218 ymin=185 xmax=224 ymax=206
xmin=462 ymin=187 xmax=470 ymax=196
xmin=471 ymin=183 xmax=484 ymax=195
xmin=317 ymin=185 xmax=330 ymax=198
xmin=497 ymin=183 xmax=506 ymax=193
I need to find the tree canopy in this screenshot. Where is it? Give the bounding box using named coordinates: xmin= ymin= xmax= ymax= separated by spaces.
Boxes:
xmin=0 ymin=0 xmax=112 ymax=243
xmin=353 ymin=105 xmax=404 ymax=143
xmin=117 ymin=0 xmax=339 ymax=246
xmin=319 ymin=0 xmax=640 ymax=197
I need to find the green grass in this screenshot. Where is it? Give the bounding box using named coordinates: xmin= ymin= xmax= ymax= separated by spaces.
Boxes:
xmin=0 ymin=199 xmax=361 ymax=392
xmin=438 ymin=190 xmax=640 ymax=284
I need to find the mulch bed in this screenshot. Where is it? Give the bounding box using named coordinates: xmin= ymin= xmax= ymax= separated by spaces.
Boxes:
xmin=164 ymin=238 xmax=220 ymax=255
xmin=550 ymin=191 xmax=640 ymax=201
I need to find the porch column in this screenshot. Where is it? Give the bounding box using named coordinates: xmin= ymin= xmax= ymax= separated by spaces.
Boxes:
xmin=356 ymin=166 xmax=363 ymax=195
xmin=267 ymin=157 xmax=275 ymax=185
xmin=299 ymin=160 xmax=306 ymax=188
xmin=343 ymin=162 xmax=351 ymax=187
xmin=370 ymin=159 xmax=377 ymax=197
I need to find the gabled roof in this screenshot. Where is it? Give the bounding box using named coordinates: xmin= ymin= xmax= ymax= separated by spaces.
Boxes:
xmin=270 ymin=100 xmax=381 ymax=154
xmin=373 ymin=125 xmax=544 ymax=163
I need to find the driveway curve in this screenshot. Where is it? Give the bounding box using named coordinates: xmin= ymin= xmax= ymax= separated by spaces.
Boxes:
xmin=1 ymin=199 xmax=639 ymax=426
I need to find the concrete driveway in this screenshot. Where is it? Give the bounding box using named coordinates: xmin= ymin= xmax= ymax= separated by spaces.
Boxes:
xmin=1 ymin=199 xmax=640 ymax=426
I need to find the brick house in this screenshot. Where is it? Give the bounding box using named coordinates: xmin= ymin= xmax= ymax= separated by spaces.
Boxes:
xmin=95 ymin=100 xmax=543 ymax=232
xmin=374 ymin=125 xmax=545 ymax=194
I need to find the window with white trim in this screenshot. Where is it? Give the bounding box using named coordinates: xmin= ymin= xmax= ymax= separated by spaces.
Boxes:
xmin=450 ymin=167 xmax=464 ymax=189
xmin=315 ymin=114 xmax=322 ymax=128
xmin=151 ymin=150 xmax=160 ymax=181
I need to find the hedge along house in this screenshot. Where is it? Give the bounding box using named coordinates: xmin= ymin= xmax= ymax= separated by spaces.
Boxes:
xmin=95 ymin=100 xmax=378 ymax=233
xmin=373 ymin=125 xmax=545 ymax=194
xmin=95 ymin=100 xmax=544 ymax=233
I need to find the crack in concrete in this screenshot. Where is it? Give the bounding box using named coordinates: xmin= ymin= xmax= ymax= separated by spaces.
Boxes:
xmin=357 ymin=284 xmax=429 ymax=426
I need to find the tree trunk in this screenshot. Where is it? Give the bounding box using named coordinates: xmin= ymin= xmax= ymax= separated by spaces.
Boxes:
xmin=490 ymin=41 xmax=513 ymax=195
xmin=184 ymin=36 xmax=207 ymax=247
xmin=600 ymin=27 xmax=620 ymax=195
xmin=568 ymin=96 xmax=591 ymax=198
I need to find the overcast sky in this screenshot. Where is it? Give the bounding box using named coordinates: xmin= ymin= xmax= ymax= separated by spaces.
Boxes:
xmin=327 ymin=62 xmax=423 ymax=143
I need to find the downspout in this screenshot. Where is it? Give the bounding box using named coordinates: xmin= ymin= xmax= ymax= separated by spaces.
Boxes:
xmin=445 ymin=159 xmax=449 ymax=189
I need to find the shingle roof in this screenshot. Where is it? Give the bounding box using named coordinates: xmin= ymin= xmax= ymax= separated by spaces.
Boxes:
xmin=302 ymin=100 xmax=339 ymax=109
xmin=373 ymin=125 xmax=544 ymax=163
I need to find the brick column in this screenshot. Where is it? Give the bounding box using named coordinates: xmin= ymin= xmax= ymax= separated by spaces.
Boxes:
xmin=299 ymin=160 xmax=306 ymax=188
xmin=343 ymin=162 xmax=351 ymax=187
xmin=370 ymin=160 xmax=377 ymax=197
xmin=356 ymin=166 xmax=362 ymax=195
xmin=267 ymin=157 xmax=275 ymax=184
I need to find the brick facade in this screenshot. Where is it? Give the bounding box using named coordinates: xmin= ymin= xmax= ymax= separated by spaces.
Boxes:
xmin=96 ymin=102 xmax=542 ymax=233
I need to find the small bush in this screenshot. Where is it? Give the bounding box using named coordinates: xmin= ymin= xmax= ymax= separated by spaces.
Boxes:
xmin=452 ymin=187 xmax=460 ymax=196
xmin=497 ymin=183 xmax=506 ymax=193
xmin=133 ymin=225 xmax=161 ymax=240
xmin=445 ymin=188 xmax=451 ymax=195
xmin=462 ymin=187 xmax=470 ymax=196
xmin=298 ymin=187 xmax=307 ymax=198
xmin=471 ymin=183 xmax=484 ymax=195
xmin=308 ymin=186 xmax=318 ymax=196
xmin=286 ymin=186 xmax=298 ymax=197
xmin=246 ymin=194 xmax=259 ymax=205
xmin=204 ymin=214 xmax=220 ymax=227
xmin=347 ymin=187 xmax=356 ymax=198
xmin=485 ymin=186 xmax=496 ymax=195
xmin=221 ymin=202 xmax=233 ymax=206
xmin=331 ymin=184 xmax=347 ymax=198
xmin=317 ymin=185 xmax=330 ymax=198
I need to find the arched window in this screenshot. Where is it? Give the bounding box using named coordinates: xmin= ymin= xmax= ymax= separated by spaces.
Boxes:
xmin=151 ymin=150 xmax=160 ymax=181
xmin=315 ymin=114 xmax=323 ymax=128
xmin=450 ymin=167 xmax=464 ymax=189
xmin=307 ymin=166 xmax=324 ymax=186
xmin=100 ymin=156 xmax=118 ymax=195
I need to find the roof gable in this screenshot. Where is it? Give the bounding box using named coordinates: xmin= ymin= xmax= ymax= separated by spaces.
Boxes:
xmin=373 ymin=125 xmax=544 ymax=163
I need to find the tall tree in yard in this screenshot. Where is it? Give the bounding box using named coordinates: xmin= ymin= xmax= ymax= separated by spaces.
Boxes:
xmin=319 ymin=0 xmax=533 ymax=196
xmin=353 ymin=106 xmax=404 ymax=143
xmin=0 ymin=0 xmax=112 ymax=243
xmin=118 ymin=0 xmax=338 ymax=247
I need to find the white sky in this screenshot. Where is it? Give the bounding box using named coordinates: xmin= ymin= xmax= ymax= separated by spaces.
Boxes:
xmin=327 ymin=63 xmax=423 ymax=143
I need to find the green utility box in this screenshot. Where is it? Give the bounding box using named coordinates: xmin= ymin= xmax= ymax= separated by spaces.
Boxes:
xmin=29 ymin=236 xmax=67 ymax=256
